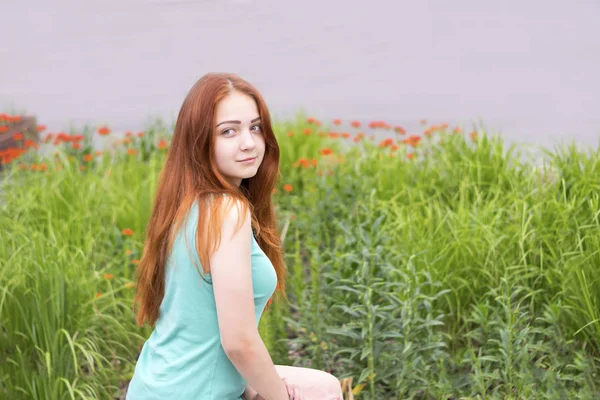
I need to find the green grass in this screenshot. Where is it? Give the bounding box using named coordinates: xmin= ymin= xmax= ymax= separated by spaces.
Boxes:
xmin=1 ymin=114 xmax=599 ymax=399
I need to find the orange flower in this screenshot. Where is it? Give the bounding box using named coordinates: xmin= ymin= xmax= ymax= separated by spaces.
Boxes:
xmin=341 ymin=132 xmax=350 ymax=139
xmin=320 ymin=148 xmax=333 ymax=156
xmin=394 ymin=126 xmax=406 ymax=135
xmin=351 ymin=120 xmax=361 ymax=128
xmin=0 ymin=126 xmax=8 ymax=133
xmin=306 ymin=117 xmax=316 ymax=124
xmin=37 ymin=125 xmax=47 ymax=132
xmin=95 ymin=151 xmax=104 ymax=156
xmin=83 ymin=154 xmax=93 ymax=162
xmin=390 ymin=144 xmax=399 ymax=151
xmin=303 ymin=128 xmax=312 ymax=135
xmin=328 ymin=132 xmax=339 ymax=139
xmin=97 ymin=126 xmax=111 ymax=135
xmin=283 ymin=184 xmax=293 ymax=192
xmin=136 ymin=131 xmax=144 ymax=138
xmin=353 ymin=136 xmax=361 ymax=143
xmin=287 ymin=131 xmax=294 ymax=137
xmin=72 ymin=142 xmax=81 ymax=150
xmin=96 ymin=292 xmax=102 ymax=298
xmin=402 ymin=135 xmax=422 ymax=147
xmin=131 ymin=259 xmax=140 ymax=265
xmin=298 ymin=158 xmax=310 ymax=168
xmin=453 ymin=127 xmax=463 ymax=134
xmin=333 ymin=119 xmax=342 ymax=125
xmin=157 ymin=139 xmax=168 ymax=150
xmin=407 ymin=153 xmax=415 ymax=160
xmin=125 ymin=131 xmax=133 ymax=137
xmin=39 ymin=163 xmax=48 ymax=171
xmin=11 ymin=115 xmax=21 ymax=122
xmin=470 ymin=131 xmax=477 ymax=141
xmin=378 ymin=138 xmax=394 ymax=148
xmin=7 ymin=147 xmax=26 ymax=158
xmin=24 ymin=139 xmax=36 ymax=148
xmin=104 ymin=273 xmax=114 ymax=280
xmin=122 ymin=228 xmax=134 ymax=236
xmin=13 ymin=132 xmax=23 ymax=141
xmin=127 ymin=148 xmax=137 ymax=155
xmin=368 ymin=121 xmax=391 ymax=129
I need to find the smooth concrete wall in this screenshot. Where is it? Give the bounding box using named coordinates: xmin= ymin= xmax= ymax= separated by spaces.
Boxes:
xmin=2 ymin=0 xmax=599 ymax=150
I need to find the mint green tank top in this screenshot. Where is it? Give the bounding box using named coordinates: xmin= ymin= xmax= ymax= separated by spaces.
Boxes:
xmin=126 ymin=201 xmax=277 ymax=399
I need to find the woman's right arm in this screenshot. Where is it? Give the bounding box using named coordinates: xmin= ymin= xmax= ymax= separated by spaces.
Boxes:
xmin=210 ymin=199 xmax=289 ymax=400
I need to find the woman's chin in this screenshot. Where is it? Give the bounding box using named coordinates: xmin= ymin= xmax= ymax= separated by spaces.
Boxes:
xmin=240 ymin=167 xmax=260 ymax=179
xmin=234 ymin=171 xmax=259 ymax=182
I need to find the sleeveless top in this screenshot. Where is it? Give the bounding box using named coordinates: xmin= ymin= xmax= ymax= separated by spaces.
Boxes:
xmin=126 ymin=201 xmax=278 ymax=399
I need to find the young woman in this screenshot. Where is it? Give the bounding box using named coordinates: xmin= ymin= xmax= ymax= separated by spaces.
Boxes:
xmin=126 ymin=73 xmax=343 ymax=399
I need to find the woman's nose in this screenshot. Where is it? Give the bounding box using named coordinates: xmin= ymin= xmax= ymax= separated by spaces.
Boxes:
xmin=240 ymin=130 xmax=256 ymax=150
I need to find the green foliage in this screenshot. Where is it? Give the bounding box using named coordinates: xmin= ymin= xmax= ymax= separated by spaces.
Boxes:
xmin=1 ymin=116 xmax=599 ymax=399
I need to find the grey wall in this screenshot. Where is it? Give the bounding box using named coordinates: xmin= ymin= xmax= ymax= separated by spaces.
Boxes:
xmin=2 ymin=0 xmax=599 ymax=150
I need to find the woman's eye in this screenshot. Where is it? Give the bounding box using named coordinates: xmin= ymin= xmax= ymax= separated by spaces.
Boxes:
xmin=251 ymin=124 xmax=262 ymax=133
xmin=221 ymin=128 xmax=235 ymax=136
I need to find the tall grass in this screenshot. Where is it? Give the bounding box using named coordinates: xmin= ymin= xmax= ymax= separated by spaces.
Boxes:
xmin=1 ymin=115 xmax=599 ymax=399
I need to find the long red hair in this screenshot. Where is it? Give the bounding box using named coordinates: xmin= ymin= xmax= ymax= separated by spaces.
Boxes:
xmin=134 ymin=72 xmax=286 ymax=327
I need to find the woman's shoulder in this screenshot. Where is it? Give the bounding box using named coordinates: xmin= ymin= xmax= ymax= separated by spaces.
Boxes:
xmin=217 ymin=196 xmax=252 ymax=236
xmin=189 ymin=193 xmax=252 ymax=234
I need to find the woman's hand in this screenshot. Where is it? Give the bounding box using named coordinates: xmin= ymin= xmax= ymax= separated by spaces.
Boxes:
xmin=244 ymin=378 xmax=304 ymax=400
xmin=242 ymin=385 xmax=266 ymax=400
xmin=242 ymin=385 xmax=258 ymax=400
xmin=283 ymin=378 xmax=305 ymax=400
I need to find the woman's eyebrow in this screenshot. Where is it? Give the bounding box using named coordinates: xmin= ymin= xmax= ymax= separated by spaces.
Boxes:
xmin=216 ymin=116 xmax=261 ymax=127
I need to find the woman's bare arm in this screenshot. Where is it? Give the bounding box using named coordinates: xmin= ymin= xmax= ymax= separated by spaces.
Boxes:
xmin=211 ymin=199 xmax=289 ymax=400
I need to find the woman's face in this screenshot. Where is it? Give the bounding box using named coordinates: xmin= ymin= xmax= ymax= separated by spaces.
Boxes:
xmin=212 ymin=91 xmax=265 ymax=186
